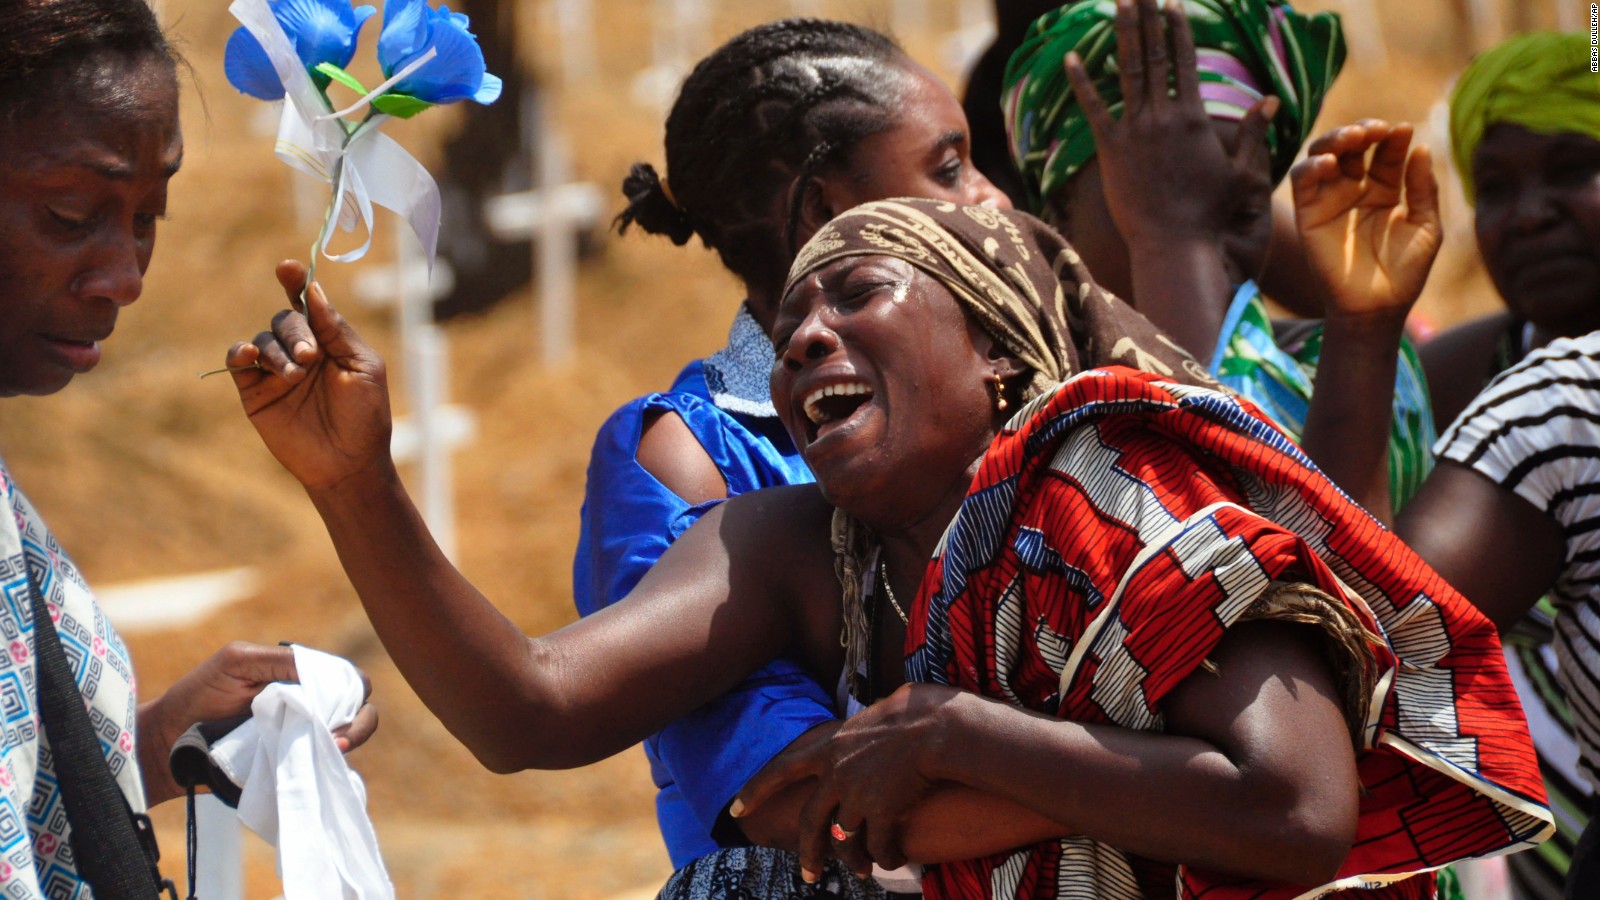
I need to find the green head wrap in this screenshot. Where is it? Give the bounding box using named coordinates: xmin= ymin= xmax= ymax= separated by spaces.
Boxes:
xmin=1002 ymin=0 xmax=1346 ymax=211
xmin=1449 ymin=31 xmax=1600 ymax=203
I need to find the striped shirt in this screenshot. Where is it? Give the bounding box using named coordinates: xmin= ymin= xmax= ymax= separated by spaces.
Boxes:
xmin=1437 ymin=331 xmax=1600 ymax=790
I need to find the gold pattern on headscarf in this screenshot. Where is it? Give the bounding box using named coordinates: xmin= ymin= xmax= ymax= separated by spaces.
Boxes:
xmin=860 ymin=223 xmax=935 ymax=260
xmin=782 ymin=198 xmax=1210 ymax=401
xmin=1111 ymin=337 xmax=1175 ymax=376
xmin=1159 ymin=335 xmax=1220 ymax=386
xmin=962 ymin=205 xmax=1004 ymax=231
xmin=789 ymin=224 xmax=845 ymax=280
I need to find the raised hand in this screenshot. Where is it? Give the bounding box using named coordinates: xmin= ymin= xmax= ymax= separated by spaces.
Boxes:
xmin=1290 ymin=121 xmax=1443 ymax=323
xmin=227 ymin=261 xmax=393 ymax=492
xmin=1064 ymin=0 xmax=1277 ymax=250
xmin=1062 ymin=0 xmax=1274 ymax=360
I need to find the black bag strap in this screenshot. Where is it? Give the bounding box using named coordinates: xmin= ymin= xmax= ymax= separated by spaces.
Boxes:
xmin=24 ymin=562 xmax=174 ymax=899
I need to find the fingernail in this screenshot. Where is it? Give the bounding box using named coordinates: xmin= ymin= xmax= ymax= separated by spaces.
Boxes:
xmin=800 ymin=867 xmax=817 ymax=884
xmin=293 ymin=341 xmax=313 ymax=360
xmin=728 ymin=799 xmax=746 ymax=817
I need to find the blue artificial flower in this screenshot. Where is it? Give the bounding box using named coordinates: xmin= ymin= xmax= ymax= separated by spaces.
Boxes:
xmin=225 ymin=0 xmax=378 ymax=101
xmin=376 ymin=0 xmax=501 ymax=106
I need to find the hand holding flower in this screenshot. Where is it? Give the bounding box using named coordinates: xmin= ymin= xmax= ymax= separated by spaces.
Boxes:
xmin=227 ymin=261 xmax=395 ymax=493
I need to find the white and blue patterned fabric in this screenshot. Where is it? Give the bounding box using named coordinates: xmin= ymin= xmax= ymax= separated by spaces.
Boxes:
xmin=0 ymin=457 xmax=142 ymax=899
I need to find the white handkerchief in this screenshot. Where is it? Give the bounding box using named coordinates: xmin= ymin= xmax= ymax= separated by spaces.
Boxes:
xmin=210 ymin=645 xmax=393 ymax=899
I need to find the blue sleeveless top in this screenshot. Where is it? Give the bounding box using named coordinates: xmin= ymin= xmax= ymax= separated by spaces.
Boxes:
xmin=573 ymin=307 xmax=834 ymax=867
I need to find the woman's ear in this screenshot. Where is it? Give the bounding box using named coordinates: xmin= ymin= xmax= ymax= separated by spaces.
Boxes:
xmin=790 ymin=178 xmax=836 ymax=248
xmin=987 ymin=345 xmax=1028 ymax=382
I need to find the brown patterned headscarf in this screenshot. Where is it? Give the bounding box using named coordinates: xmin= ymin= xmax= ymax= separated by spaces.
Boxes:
xmin=783 ymin=197 xmax=1216 ymax=398
xmin=784 ymin=198 xmax=1216 ymax=696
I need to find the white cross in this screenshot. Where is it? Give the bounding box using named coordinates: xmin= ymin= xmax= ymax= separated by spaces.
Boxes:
xmin=1326 ymin=0 xmax=1390 ymax=67
xmin=482 ymin=125 xmax=606 ymax=368
xmin=628 ymin=0 xmax=709 ymax=109
xmin=546 ymin=0 xmax=598 ymax=85
xmin=892 ymin=0 xmax=929 ymax=34
xmin=945 ymin=0 xmax=998 ymax=75
xmin=352 ymin=230 xmax=479 ymax=562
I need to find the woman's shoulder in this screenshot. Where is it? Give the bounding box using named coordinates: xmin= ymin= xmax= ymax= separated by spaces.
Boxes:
xmin=1419 ymin=311 xmax=1517 ymax=425
xmin=1443 ymin=329 xmax=1600 ymax=429
xmin=589 ymin=380 xmax=725 ymax=464
xmin=701 ymin=485 xmax=833 ymax=568
xmin=597 ymin=374 xmax=717 ymax=432
xmin=1431 ymin=331 xmax=1600 ymax=529
xmin=1442 ymin=329 xmax=1600 ymax=451
xmin=589 ymin=368 xmax=809 ymax=496
xmin=1420 ymin=311 xmax=1515 ymax=366
xmin=680 ymin=485 xmax=839 ymax=617
xmin=715 ymin=484 xmax=833 ymax=535
xmin=1516 ymin=329 xmax=1600 ymax=374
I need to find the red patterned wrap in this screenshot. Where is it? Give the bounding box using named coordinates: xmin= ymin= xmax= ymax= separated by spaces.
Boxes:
xmin=904 ymin=369 xmax=1551 ymax=899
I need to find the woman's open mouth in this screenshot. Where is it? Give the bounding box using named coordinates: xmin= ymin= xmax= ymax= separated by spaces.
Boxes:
xmin=802 ymin=381 xmax=875 ymax=443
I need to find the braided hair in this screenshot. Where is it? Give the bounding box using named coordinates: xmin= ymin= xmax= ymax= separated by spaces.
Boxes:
xmin=0 ymin=0 xmax=176 ymax=127
xmin=616 ymin=19 xmax=909 ymax=299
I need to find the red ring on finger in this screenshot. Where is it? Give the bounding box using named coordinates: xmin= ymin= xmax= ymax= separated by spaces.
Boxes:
xmin=830 ymin=821 xmax=854 ymax=842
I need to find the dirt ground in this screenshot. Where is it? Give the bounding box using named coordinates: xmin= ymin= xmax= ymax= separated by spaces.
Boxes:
xmin=0 ymin=0 xmax=1558 ymax=895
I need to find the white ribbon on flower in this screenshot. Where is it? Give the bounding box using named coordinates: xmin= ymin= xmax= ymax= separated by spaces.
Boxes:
xmin=229 ymin=0 xmax=442 ymax=269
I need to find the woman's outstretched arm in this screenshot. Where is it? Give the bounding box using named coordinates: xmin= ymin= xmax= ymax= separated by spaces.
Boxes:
xmin=226 ymin=262 xmax=830 ymax=772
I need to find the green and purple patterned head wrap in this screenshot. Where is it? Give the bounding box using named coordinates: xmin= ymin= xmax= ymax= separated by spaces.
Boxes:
xmin=1002 ymin=0 xmax=1346 ymax=211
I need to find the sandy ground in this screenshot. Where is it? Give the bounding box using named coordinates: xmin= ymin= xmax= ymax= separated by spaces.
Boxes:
xmin=0 ymin=0 xmax=1555 ymax=895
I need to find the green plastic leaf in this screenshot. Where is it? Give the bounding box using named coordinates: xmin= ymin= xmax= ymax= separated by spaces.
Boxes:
xmin=314 ymin=62 xmax=368 ymax=96
xmin=371 ymin=93 xmax=436 ymax=119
